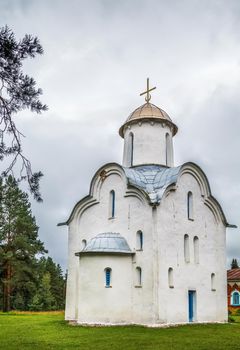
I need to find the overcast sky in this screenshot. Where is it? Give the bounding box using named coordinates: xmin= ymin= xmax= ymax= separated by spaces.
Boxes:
xmin=1 ymin=0 xmax=240 ymax=270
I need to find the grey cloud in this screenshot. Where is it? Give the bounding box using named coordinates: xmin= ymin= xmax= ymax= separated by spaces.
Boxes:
xmin=1 ymin=0 xmax=240 ymax=270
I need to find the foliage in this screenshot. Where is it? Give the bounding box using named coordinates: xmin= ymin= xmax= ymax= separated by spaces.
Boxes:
xmin=0 ymin=175 xmax=46 ymax=311
xmin=0 ymin=25 xmax=47 ymax=201
xmin=29 ymin=258 xmax=65 ymax=311
xmin=230 ymin=258 xmax=239 ymax=269
xmin=228 ymin=315 xmax=235 ymax=323
xmin=0 ymin=176 xmax=65 ymax=312
xmin=0 ymin=313 xmax=240 ymax=350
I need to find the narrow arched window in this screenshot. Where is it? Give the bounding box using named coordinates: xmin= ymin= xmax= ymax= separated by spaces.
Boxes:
xmin=136 ymin=230 xmax=143 ymax=250
xmin=168 ymin=267 xmax=174 ymax=288
xmin=128 ymin=132 xmax=134 ymax=167
xmin=211 ymin=273 xmax=216 ymax=291
xmin=184 ymin=234 xmax=190 ymax=263
xmin=105 ymin=268 xmax=112 ymax=287
xmin=232 ymin=291 xmax=240 ymax=305
xmin=166 ymin=133 xmax=171 ymax=166
xmin=136 ymin=267 xmax=142 ymax=286
xmin=187 ymin=192 xmax=193 ymax=220
xmin=109 ymin=190 xmax=115 ymax=218
xmin=193 ymin=236 xmax=199 ymax=264
xmin=82 ymin=239 xmax=87 ymax=249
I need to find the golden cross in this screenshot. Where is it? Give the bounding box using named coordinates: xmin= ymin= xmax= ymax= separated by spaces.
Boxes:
xmin=140 ymin=78 xmax=156 ymax=103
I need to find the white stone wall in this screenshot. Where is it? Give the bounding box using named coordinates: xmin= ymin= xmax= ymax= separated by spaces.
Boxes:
xmin=66 ymin=171 xmax=157 ymax=324
xmin=122 ymin=121 xmax=174 ymax=167
xmin=157 ymin=172 xmax=227 ymax=323
xmin=78 ymin=255 xmax=133 ymax=324
xmin=65 ymin=164 xmax=227 ymax=325
xmin=65 ymin=221 xmax=79 ymax=320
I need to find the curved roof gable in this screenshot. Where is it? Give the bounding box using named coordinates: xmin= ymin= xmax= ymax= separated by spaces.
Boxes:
xmin=58 ymin=162 xmax=235 ymax=228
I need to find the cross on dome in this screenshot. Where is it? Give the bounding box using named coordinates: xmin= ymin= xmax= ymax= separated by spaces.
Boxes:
xmin=140 ymin=78 xmax=156 ymax=103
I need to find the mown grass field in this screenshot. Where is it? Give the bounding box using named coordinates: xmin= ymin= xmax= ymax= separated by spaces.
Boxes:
xmin=1 ymin=312 xmax=240 ymax=350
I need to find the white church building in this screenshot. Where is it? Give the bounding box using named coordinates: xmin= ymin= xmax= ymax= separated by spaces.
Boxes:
xmin=59 ymin=80 xmax=232 ymax=325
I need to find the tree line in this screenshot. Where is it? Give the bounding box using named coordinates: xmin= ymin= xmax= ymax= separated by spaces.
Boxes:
xmin=231 ymin=258 xmax=239 ymax=269
xmin=0 ymin=176 xmax=65 ymax=311
xmin=0 ymin=27 xmax=66 ymax=311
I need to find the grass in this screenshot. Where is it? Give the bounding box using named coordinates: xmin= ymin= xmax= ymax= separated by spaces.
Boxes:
xmin=1 ymin=312 xmax=240 ymax=350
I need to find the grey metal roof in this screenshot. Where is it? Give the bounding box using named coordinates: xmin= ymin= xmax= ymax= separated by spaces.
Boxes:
xmin=124 ymin=165 xmax=181 ymax=204
xmin=81 ymin=233 xmax=133 ymax=254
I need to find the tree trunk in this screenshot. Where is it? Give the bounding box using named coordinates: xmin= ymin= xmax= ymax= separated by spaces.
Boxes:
xmin=3 ymin=261 xmax=11 ymax=312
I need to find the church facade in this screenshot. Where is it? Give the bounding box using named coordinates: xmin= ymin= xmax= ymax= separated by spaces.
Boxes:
xmin=60 ymin=83 xmax=231 ymax=325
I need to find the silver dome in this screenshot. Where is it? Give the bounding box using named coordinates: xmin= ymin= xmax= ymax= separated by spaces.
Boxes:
xmin=81 ymin=233 xmax=132 ymax=254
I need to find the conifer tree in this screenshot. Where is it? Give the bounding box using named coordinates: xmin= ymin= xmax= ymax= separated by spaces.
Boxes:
xmin=29 ymin=272 xmax=56 ymax=311
xmin=45 ymin=257 xmax=65 ymax=309
xmin=0 ymin=26 xmax=47 ymax=201
xmin=31 ymin=257 xmax=65 ymax=311
xmin=231 ymin=258 xmax=239 ymax=269
xmin=0 ymin=176 xmax=46 ymax=311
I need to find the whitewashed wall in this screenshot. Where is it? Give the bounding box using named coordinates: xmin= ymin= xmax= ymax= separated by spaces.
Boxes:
xmin=122 ymin=122 xmax=174 ymax=167
xmin=65 ymin=164 xmax=227 ymax=325
xmin=157 ymin=172 xmax=227 ymax=323
xmin=66 ymin=170 xmax=157 ymax=324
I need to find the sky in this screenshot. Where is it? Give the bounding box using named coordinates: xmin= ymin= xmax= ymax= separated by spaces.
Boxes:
xmin=1 ymin=0 xmax=240 ymax=271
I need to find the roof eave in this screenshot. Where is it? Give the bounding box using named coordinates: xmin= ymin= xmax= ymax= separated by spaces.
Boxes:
xmin=226 ymin=224 xmax=238 ymax=228
xmin=75 ymin=251 xmax=135 ymax=256
xmin=119 ymin=117 xmax=178 ymax=138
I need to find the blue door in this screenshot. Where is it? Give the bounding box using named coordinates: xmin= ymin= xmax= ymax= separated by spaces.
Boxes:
xmin=188 ymin=291 xmax=196 ymax=322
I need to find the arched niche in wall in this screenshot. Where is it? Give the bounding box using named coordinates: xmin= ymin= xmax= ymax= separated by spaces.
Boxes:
xmin=109 ymin=190 xmax=115 ymax=218
xmin=128 ymin=132 xmax=134 ymax=167
xmin=168 ymin=267 xmax=174 ymax=288
xmin=82 ymin=239 xmax=87 ymax=249
xmin=187 ymin=191 xmax=193 ymax=220
xmin=211 ymin=273 xmax=216 ymax=291
xmin=136 ymin=230 xmax=143 ymax=250
xmin=166 ymin=133 xmax=171 ymax=167
xmin=193 ymin=236 xmax=199 ymax=264
xmin=184 ymin=234 xmax=190 ymax=263
xmin=135 ymin=266 xmax=142 ymax=286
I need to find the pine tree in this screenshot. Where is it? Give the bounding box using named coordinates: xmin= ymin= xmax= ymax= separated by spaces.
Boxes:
xmin=45 ymin=257 xmax=65 ymax=309
xmin=231 ymin=258 xmax=239 ymax=269
xmin=0 ymin=176 xmax=46 ymax=311
xmin=28 ymin=293 xmax=43 ymax=311
xmin=34 ymin=257 xmax=65 ymax=310
xmin=29 ymin=272 xmax=56 ymax=311
xmin=0 ymin=26 xmax=47 ymax=201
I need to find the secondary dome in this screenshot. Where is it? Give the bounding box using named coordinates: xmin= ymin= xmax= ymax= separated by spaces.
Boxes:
xmin=82 ymin=233 xmax=133 ymax=254
xmin=119 ymin=102 xmax=178 ymax=138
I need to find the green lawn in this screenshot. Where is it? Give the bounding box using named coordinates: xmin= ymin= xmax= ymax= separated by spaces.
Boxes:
xmin=0 ymin=313 xmax=240 ymax=350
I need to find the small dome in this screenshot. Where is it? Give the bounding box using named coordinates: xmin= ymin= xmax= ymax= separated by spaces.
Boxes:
xmin=127 ymin=102 xmax=171 ymax=121
xmin=82 ymin=233 xmax=132 ymax=254
xmin=119 ymin=102 xmax=178 ymax=138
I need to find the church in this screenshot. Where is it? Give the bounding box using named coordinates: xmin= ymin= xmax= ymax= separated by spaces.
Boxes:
xmin=59 ymin=79 xmax=232 ymax=325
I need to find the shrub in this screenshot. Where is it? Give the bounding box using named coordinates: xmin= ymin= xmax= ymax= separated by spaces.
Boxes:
xmin=228 ymin=316 xmax=235 ymax=323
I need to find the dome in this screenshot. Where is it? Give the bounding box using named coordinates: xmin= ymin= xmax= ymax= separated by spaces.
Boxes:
xmin=82 ymin=233 xmax=133 ymax=254
xmin=119 ymin=102 xmax=178 ymax=138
